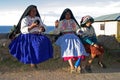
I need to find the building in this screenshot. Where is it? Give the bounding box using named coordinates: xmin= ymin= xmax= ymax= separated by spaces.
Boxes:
xmin=93 ymin=13 xmax=120 ymax=38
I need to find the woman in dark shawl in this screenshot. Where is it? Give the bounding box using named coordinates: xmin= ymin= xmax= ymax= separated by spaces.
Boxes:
xmin=8 ymin=5 xmax=41 ymax=39
xmin=55 ymin=8 xmax=88 ymax=73
xmin=9 ymin=5 xmax=53 ymax=68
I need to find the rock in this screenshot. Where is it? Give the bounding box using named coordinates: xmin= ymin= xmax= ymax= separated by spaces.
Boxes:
xmin=0 ymin=33 xmax=9 ymax=39
xmin=0 ymin=39 xmax=10 ymax=48
xmin=97 ymin=35 xmax=120 ymax=49
xmin=97 ymin=35 xmax=120 ymax=56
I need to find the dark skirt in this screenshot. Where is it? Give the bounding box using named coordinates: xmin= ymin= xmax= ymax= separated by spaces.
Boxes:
xmin=84 ymin=44 xmax=104 ymax=56
xmin=9 ymin=33 xmax=53 ymax=64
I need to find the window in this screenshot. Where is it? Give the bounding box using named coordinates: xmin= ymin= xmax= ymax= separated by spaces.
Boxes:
xmin=100 ymin=24 xmax=105 ymax=30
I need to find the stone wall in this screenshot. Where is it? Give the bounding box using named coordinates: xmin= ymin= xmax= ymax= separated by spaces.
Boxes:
xmin=0 ymin=34 xmax=120 ymax=60
xmin=97 ymin=35 xmax=120 ymax=49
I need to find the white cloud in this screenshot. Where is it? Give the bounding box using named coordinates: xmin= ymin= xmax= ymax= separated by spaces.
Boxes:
xmin=0 ymin=10 xmax=22 ymax=26
xmin=0 ymin=1 xmax=120 ymax=26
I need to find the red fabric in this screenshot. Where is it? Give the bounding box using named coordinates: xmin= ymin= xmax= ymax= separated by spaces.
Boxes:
xmin=84 ymin=44 xmax=104 ymax=56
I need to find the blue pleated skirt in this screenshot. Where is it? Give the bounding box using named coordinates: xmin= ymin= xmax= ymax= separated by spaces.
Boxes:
xmin=9 ymin=33 xmax=53 ymax=64
xmin=55 ymin=33 xmax=89 ymax=61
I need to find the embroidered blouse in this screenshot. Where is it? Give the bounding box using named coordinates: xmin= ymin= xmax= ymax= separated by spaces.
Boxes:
xmin=20 ymin=16 xmax=45 ymax=34
xmin=58 ymin=19 xmax=79 ymax=33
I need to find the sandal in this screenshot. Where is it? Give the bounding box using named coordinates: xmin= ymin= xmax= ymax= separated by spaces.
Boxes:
xmin=98 ymin=62 xmax=106 ymax=68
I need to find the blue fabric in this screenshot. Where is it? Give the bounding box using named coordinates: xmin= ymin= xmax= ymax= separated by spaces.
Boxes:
xmin=55 ymin=34 xmax=88 ymax=58
xmin=75 ymin=58 xmax=81 ymax=68
xmin=82 ymin=36 xmax=97 ymax=45
xmin=84 ymin=38 xmax=93 ymax=45
xmin=9 ymin=34 xmax=53 ymax=64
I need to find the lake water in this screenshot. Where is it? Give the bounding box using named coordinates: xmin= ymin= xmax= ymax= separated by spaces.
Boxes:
xmin=0 ymin=26 xmax=55 ymax=33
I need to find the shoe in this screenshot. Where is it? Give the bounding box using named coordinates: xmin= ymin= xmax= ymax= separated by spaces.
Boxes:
xmin=98 ymin=62 xmax=106 ymax=68
xmin=85 ymin=65 xmax=92 ymax=73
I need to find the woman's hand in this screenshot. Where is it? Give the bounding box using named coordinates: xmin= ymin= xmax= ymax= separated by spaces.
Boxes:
xmin=31 ymin=23 xmax=38 ymax=28
xmin=93 ymin=44 xmax=99 ymax=48
xmin=28 ymin=23 xmax=38 ymax=31
xmin=39 ymin=26 xmax=45 ymax=32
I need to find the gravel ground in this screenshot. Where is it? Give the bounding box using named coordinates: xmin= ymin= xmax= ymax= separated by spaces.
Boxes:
xmin=0 ymin=67 xmax=120 ymax=80
xmin=0 ymin=56 xmax=120 ymax=80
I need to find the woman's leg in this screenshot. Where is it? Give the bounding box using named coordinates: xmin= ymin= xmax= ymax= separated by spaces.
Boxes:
xmin=97 ymin=46 xmax=106 ymax=68
xmin=68 ymin=59 xmax=74 ymax=70
xmin=74 ymin=58 xmax=82 ymax=73
xmin=68 ymin=59 xmax=76 ymax=73
xmin=85 ymin=53 xmax=96 ymax=72
xmin=75 ymin=58 xmax=81 ymax=68
xmin=88 ymin=53 xmax=96 ymax=66
xmin=98 ymin=54 xmax=103 ymax=63
xmin=98 ymin=54 xmax=106 ymax=68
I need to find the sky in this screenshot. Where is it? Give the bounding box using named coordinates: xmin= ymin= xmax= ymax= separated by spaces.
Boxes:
xmin=0 ymin=0 xmax=120 ymax=26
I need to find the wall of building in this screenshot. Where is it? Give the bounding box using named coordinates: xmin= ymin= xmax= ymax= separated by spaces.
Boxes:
xmin=105 ymin=21 xmax=117 ymax=36
xmin=93 ymin=21 xmax=117 ymax=36
xmin=93 ymin=22 xmax=105 ymax=35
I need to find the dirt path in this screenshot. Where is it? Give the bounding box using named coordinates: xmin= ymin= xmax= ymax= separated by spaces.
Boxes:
xmin=0 ymin=68 xmax=120 ymax=80
xmin=0 ymin=59 xmax=120 ymax=80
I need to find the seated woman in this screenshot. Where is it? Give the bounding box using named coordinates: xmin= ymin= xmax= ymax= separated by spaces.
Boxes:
xmin=55 ymin=8 xmax=88 ymax=73
xmin=53 ymin=20 xmax=59 ymax=34
xmin=78 ymin=15 xmax=106 ymax=72
xmin=9 ymin=5 xmax=53 ymax=68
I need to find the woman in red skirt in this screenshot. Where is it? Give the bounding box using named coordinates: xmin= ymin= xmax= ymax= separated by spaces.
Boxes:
xmin=77 ymin=15 xmax=106 ymax=72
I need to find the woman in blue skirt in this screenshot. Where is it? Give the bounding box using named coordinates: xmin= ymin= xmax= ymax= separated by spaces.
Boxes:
xmin=9 ymin=5 xmax=53 ymax=68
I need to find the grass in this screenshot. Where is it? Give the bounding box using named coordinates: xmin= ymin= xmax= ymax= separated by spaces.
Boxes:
xmin=116 ymin=35 xmax=120 ymax=42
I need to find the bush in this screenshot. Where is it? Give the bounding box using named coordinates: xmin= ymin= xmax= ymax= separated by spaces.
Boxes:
xmin=116 ymin=36 xmax=120 ymax=42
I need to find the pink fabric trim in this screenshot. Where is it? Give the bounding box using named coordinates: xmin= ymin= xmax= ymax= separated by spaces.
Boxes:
xmin=63 ymin=55 xmax=86 ymax=61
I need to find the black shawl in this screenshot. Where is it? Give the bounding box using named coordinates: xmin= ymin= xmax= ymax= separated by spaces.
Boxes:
xmin=59 ymin=8 xmax=80 ymax=28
